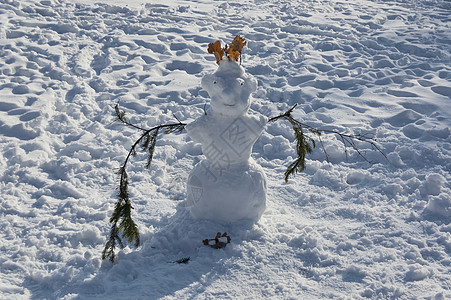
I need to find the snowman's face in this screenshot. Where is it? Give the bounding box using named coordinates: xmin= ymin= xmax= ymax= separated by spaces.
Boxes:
xmin=201 ymin=61 xmax=257 ymax=117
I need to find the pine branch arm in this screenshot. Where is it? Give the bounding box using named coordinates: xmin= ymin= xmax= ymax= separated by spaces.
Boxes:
xmin=102 ymin=105 xmax=186 ymax=262
xmin=268 ymin=105 xmax=387 ymax=182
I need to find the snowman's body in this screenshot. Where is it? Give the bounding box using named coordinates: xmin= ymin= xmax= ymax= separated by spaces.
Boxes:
xmin=184 ymin=61 xmax=267 ymax=223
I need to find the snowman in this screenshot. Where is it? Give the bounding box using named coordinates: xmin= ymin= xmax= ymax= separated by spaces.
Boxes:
xmin=103 ymin=36 xmax=382 ymax=261
xmin=183 ymin=37 xmax=268 ymax=223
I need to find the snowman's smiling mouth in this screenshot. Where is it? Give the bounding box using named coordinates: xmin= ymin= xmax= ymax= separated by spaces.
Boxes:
xmin=224 ymin=104 xmax=235 ymax=107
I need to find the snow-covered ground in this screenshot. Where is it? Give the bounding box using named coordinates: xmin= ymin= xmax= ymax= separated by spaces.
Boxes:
xmin=1 ymin=0 xmax=450 ymax=298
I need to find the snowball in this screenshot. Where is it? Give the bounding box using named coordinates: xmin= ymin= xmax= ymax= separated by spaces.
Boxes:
xmin=405 ymin=264 xmax=430 ymax=281
xmin=346 ymin=170 xmax=369 ymax=185
xmin=74 ymin=150 xmax=92 ymax=161
xmin=311 ymin=167 xmax=346 ymax=190
xmin=185 ymin=158 xmax=267 ymax=223
xmin=426 ymin=193 xmax=451 ymax=217
xmin=421 ymin=173 xmax=446 ymax=196
xmin=200 ymin=60 xmax=257 ymax=117
xmin=387 ymin=152 xmax=405 ymax=167
xmin=75 ymin=227 xmax=103 ymax=246
xmin=342 ymin=265 xmax=367 ymax=283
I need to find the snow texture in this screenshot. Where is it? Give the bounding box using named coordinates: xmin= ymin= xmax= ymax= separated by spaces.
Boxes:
xmin=0 ymin=0 xmax=450 ymax=299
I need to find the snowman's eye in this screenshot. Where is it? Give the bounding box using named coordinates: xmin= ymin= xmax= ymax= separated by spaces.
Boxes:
xmin=240 ymin=82 xmax=244 ymax=86
xmin=213 ymin=81 xmax=217 ymax=84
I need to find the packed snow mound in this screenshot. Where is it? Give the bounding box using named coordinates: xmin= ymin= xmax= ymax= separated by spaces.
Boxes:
xmin=185 ymin=158 xmax=267 ymax=222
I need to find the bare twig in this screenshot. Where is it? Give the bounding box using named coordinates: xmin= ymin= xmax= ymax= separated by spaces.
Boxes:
xmin=318 ymin=136 xmax=329 ymax=163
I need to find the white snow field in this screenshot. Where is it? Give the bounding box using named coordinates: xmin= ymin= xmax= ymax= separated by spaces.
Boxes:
xmin=1 ymin=0 xmax=450 ymax=298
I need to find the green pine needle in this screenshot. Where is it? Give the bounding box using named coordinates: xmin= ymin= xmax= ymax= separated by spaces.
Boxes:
xmin=269 ymin=104 xmax=386 ymax=183
xmin=102 ymin=105 xmax=186 ymax=262
xmin=145 ymin=129 xmax=159 ymax=169
xmin=268 ymin=104 xmax=320 ymax=182
xmin=283 ymin=116 xmax=319 ymax=182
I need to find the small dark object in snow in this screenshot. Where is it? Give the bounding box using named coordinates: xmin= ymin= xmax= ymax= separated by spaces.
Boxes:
xmin=203 ymin=232 xmax=231 ymax=249
xmin=175 ymin=257 xmax=190 ymax=264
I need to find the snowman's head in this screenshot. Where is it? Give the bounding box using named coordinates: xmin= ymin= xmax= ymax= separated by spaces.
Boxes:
xmin=201 ymin=60 xmax=257 ymax=117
